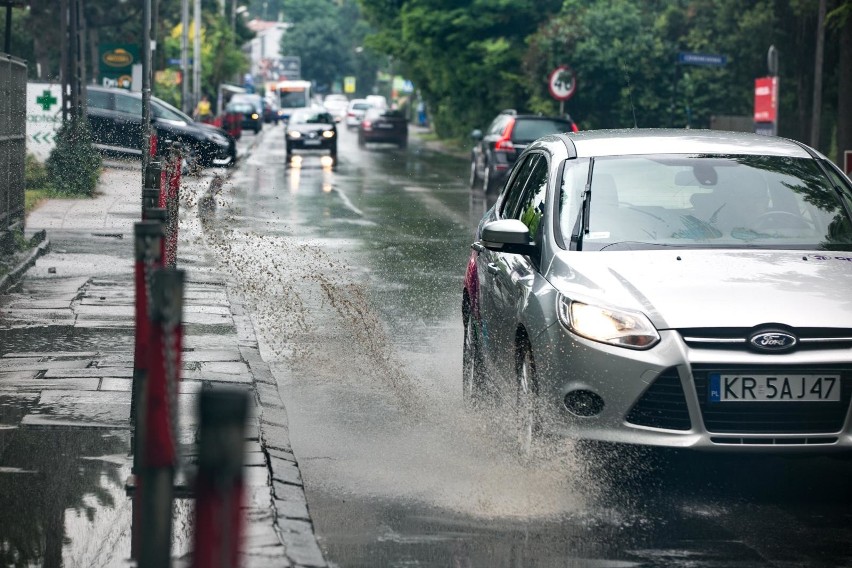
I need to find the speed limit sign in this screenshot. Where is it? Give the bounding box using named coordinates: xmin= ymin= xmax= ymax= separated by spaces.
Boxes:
xmin=548 ymin=66 xmax=577 ymax=101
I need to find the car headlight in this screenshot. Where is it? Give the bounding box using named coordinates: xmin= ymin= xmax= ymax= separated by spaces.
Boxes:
xmin=288 ymin=130 xmax=301 ymax=139
xmin=206 ymin=132 xmax=228 ymax=145
xmin=251 ymin=113 xmax=259 ymax=120
xmin=322 ymin=130 xmax=335 ymax=138
xmin=557 ymin=296 xmax=659 ymax=350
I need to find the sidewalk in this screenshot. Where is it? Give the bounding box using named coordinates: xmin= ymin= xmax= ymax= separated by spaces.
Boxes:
xmin=0 ymin=157 xmax=325 ymax=566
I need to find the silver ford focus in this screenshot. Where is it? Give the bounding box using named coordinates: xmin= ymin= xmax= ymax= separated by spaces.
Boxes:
xmin=462 ymin=129 xmax=852 ymax=454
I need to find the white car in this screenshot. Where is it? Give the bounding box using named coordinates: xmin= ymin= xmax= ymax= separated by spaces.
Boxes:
xmin=323 ymin=94 xmax=349 ymax=123
xmin=345 ymin=99 xmax=372 ymax=129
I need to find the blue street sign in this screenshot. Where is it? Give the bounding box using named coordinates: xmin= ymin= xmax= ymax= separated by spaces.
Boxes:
xmin=677 ymin=52 xmax=727 ymax=67
xmin=167 ymin=58 xmax=193 ymax=66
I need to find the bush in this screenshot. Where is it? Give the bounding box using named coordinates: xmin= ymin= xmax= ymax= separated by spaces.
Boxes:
xmin=25 ymin=153 xmax=50 ymax=191
xmin=46 ymin=116 xmax=101 ymax=196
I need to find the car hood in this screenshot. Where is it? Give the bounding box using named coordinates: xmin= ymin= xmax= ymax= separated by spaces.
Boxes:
xmin=547 ymin=249 xmax=852 ymax=329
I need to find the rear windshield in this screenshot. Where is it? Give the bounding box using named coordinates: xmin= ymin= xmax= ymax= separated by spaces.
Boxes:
xmin=512 ymin=119 xmax=573 ymax=142
xmin=560 ymin=154 xmax=852 ymax=251
xmin=352 ymin=103 xmax=371 ymax=111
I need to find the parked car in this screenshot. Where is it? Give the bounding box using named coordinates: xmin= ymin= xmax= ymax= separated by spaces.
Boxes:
xmin=226 ymin=100 xmax=262 ymax=133
xmin=323 ymin=94 xmax=349 ymax=123
xmin=358 ymin=108 xmax=408 ymax=149
xmin=463 ymin=128 xmax=852 ymax=457
xmin=345 ymin=98 xmax=372 ymax=129
xmin=86 ymin=85 xmax=235 ymax=167
xmin=365 ymin=94 xmax=389 ymax=110
xmin=285 ymin=109 xmax=337 ymax=159
xmin=469 ymin=110 xmax=578 ymax=194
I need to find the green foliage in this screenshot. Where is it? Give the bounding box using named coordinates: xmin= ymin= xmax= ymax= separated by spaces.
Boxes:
xmin=46 ymin=117 xmax=102 ymax=197
xmin=24 ymin=154 xmax=50 ymax=193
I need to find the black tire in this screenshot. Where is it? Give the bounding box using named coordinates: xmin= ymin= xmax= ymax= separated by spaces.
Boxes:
xmin=398 ymin=137 xmax=408 ymax=149
xmin=515 ymin=338 xmax=543 ymax=460
xmin=469 ymin=158 xmax=481 ymax=189
xmin=462 ymin=302 xmax=486 ymax=407
xmin=483 ymin=163 xmax=498 ymax=195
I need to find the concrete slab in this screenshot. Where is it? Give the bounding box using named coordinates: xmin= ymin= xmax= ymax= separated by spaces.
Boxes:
xmin=22 ymin=390 xmax=130 ymax=429
xmin=0 ymin=377 xmax=100 ymax=391
xmin=181 ymin=350 xmax=242 ymax=363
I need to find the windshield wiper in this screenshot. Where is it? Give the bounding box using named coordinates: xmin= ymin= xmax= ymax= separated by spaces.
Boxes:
xmin=572 ymin=160 xmax=595 ymax=250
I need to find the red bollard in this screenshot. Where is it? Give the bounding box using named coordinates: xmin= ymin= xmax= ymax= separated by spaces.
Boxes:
xmin=132 ymin=221 xmax=165 ymax=471
xmin=136 ymin=268 xmax=184 ymax=568
xmin=192 ymin=388 xmax=249 ymax=568
xmin=164 ymin=142 xmax=182 ymax=268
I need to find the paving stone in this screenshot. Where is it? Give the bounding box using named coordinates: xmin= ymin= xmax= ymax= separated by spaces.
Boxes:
xmin=100 ymin=377 xmax=132 ymax=391
xmin=0 ymin=358 xmax=92 ymax=371
xmin=181 ymin=349 xmax=242 ymax=363
xmin=268 ymin=447 xmax=296 ymax=462
xmin=244 ymin=450 xmax=266 ymax=467
xmin=2 ymin=351 xmax=98 ymax=358
xmin=243 ymin=521 xmax=282 ymax=548
xmin=45 ymin=367 xmax=133 ymax=378
xmin=22 ymin=390 xmax=130 ymax=428
xmin=244 ymin=465 xmax=270 ymax=487
xmin=201 ymin=361 xmax=250 ymax=375
xmin=0 ymin=370 xmax=38 ymax=381
xmin=273 ymin=497 xmax=310 ymax=521
xmin=183 ymin=369 xmax=252 ymax=384
xmin=0 ymin=377 xmax=100 ymax=391
xmin=261 ymin=424 xmax=291 ymax=451
xmin=270 ymin=457 xmax=302 ymax=486
xmin=184 ymin=312 xmax=233 ymax=326
xmin=277 ymin=531 xmax=326 ymax=567
xmin=261 ymin=406 xmax=289 ymax=428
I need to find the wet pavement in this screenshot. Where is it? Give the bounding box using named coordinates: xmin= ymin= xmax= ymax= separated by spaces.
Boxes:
xmin=198 ymin=123 xmax=852 ymax=567
xmin=0 ymin=134 xmax=325 ymax=567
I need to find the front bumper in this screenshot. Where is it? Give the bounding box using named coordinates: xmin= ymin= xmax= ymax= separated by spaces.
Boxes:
xmin=535 ymin=327 xmax=852 ymax=453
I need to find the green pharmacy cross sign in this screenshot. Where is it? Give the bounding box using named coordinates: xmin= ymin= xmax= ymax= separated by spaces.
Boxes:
xmin=36 ymin=90 xmax=58 ymax=111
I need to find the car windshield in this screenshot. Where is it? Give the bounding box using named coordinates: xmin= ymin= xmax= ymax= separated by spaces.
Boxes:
xmin=512 ymin=119 xmax=573 ymax=142
xmin=560 ymin=154 xmax=852 ymax=251
xmin=290 ymin=110 xmax=333 ymax=124
xmin=227 ymin=103 xmax=255 ymax=113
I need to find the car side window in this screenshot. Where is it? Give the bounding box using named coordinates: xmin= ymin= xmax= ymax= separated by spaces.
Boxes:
xmin=114 ymin=93 xmax=142 ymax=116
xmin=514 ymin=155 xmax=549 ymax=238
xmin=87 ymin=90 xmax=113 ymax=110
xmin=500 ymin=154 xmax=541 ymax=219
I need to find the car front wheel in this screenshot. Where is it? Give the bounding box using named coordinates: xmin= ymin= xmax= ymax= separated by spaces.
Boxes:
xmin=462 ymin=302 xmax=486 ymax=407
xmin=469 ymin=158 xmax=481 ymax=189
xmin=515 ymin=338 xmax=543 ymax=460
xmin=483 ymin=163 xmax=498 ymax=194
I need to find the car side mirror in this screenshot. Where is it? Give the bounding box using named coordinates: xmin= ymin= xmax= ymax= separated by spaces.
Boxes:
xmin=470 ymin=129 xmax=483 ymax=141
xmin=481 ymin=219 xmax=537 ymax=256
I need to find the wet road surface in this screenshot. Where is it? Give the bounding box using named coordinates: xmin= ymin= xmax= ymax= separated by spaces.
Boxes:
xmin=202 ymin=124 xmax=852 ymax=567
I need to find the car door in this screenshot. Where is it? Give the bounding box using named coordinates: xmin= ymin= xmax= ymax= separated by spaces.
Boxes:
xmin=477 ymin=153 xmax=541 ymax=382
xmin=486 ymin=153 xmax=550 ymax=377
xmin=111 ymin=91 xmax=144 ymax=152
xmin=86 ymin=90 xmax=117 ymax=149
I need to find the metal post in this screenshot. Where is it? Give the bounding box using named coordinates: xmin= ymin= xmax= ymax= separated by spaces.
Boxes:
xmin=143 ymin=160 xmax=162 ymax=217
xmin=181 ymin=0 xmax=189 ymax=114
xmin=142 ymin=0 xmax=152 ymax=180
xmin=192 ymin=388 xmax=249 ymax=568
xmin=193 ymin=0 xmax=201 ymax=112
xmin=4 ymin=3 xmax=11 ymax=54
xmin=137 ymin=268 xmax=184 ymax=568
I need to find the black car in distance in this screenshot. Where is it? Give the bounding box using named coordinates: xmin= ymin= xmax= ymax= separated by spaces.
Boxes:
xmin=226 ymin=101 xmax=263 ymax=133
xmin=470 ymin=110 xmax=578 ymax=194
xmin=358 ymin=108 xmax=408 ymax=149
xmin=86 ymin=85 xmax=235 ymax=168
xmin=285 ymin=109 xmax=337 ymax=160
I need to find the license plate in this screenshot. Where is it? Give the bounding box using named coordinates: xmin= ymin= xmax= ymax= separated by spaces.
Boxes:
xmin=709 ymin=373 xmax=841 ymax=402
xmin=377 ymin=123 xmax=395 ymax=129
xmin=304 ymin=139 xmax=321 ymax=146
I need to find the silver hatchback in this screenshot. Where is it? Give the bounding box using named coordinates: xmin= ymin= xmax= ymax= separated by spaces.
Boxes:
xmin=462 ymin=129 xmax=852 ymax=455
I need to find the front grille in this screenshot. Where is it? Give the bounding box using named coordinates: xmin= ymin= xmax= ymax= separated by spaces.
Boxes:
xmin=693 ymin=365 xmax=852 ymax=434
xmin=710 ymin=436 xmax=837 ymax=445
xmin=680 ymin=327 xmax=852 ymax=352
xmin=625 ymin=369 xmax=691 ymax=431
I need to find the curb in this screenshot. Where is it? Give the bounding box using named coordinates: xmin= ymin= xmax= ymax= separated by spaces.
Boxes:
xmin=205 ymin=131 xmax=327 ymax=567
xmin=0 ymin=235 xmax=51 ymax=294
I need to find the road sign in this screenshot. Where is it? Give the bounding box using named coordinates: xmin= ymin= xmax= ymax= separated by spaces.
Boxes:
xmin=26 ymin=82 xmax=62 ymax=161
xmin=548 ymin=66 xmax=576 ymax=101
xmin=344 ymin=76 xmax=356 ymax=94
xmin=677 ymin=52 xmax=728 ymax=67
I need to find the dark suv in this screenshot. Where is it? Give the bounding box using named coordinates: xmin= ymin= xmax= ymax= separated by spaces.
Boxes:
xmin=86 ymin=86 xmax=235 ymax=167
xmin=469 ymin=110 xmax=578 ymax=193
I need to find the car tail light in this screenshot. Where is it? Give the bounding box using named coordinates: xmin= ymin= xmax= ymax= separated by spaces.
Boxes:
xmin=571 ymin=122 xmax=579 ymax=133
xmin=494 ymin=118 xmax=515 ymax=151
xmin=362 ymin=120 xmax=372 ymax=131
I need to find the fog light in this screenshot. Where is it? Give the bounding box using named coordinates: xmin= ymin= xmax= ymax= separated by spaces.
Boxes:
xmin=564 ymin=390 xmax=604 ymax=417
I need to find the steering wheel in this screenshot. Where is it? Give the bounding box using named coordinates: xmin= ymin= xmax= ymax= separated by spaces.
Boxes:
xmin=753 ymin=210 xmax=811 ymax=231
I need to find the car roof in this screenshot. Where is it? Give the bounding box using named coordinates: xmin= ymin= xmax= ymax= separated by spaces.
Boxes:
xmin=552 ymin=128 xmax=813 ymax=159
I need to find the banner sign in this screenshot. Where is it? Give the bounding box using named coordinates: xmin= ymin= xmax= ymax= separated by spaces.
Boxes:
xmin=99 ymin=44 xmax=139 ymax=89
xmin=26 ymin=82 xmax=63 ymax=161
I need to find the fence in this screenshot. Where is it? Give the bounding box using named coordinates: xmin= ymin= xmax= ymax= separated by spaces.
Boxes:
xmin=0 ymin=53 xmax=27 ymax=246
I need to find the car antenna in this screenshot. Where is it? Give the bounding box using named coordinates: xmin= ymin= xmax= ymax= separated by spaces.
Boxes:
xmin=622 ymin=60 xmax=638 ymax=128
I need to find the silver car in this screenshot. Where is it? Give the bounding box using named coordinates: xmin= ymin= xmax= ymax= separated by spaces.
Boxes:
xmin=462 ymin=129 xmax=852 ymax=455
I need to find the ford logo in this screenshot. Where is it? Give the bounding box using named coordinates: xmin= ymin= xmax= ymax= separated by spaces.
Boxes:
xmin=749 ymin=330 xmax=798 ymax=352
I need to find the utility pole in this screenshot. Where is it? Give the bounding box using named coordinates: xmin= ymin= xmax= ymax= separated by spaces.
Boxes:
xmin=181 ymin=0 xmax=189 ymax=114
xmin=142 ymin=0 xmax=152 ymax=177
xmin=193 ymin=0 xmax=201 ymax=113
xmin=810 ymin=0 xmax=826 ymax=148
